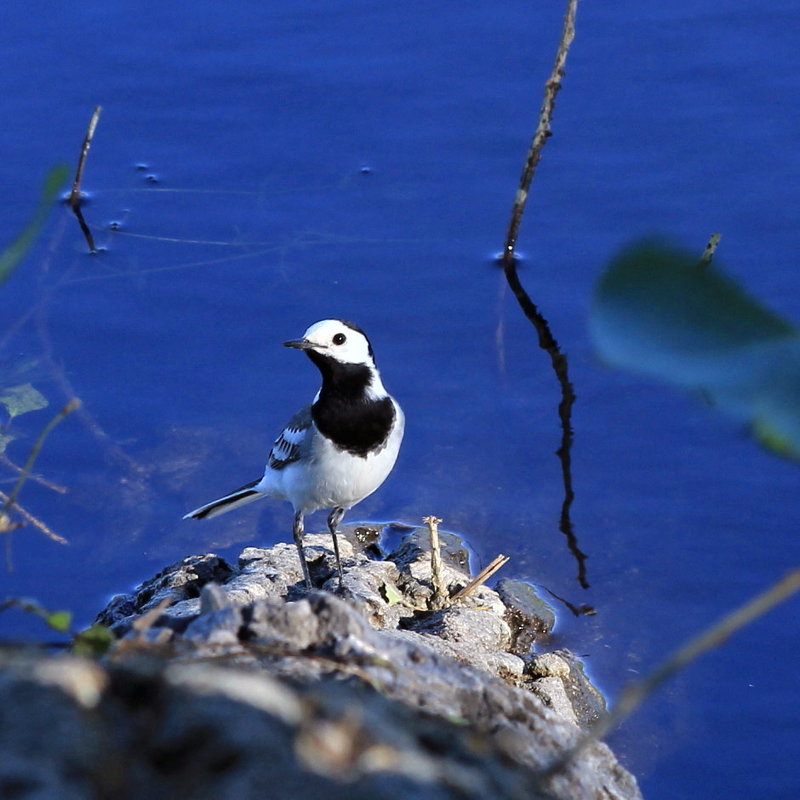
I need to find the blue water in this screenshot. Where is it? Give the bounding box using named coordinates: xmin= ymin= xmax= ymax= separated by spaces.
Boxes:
xmin=1 ymin=1 xmax=799 ymax=796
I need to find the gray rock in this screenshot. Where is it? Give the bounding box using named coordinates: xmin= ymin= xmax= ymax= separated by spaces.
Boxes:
xmin=74 ymin=525 xmax=641 ymax=799
xmin=246 ymin=598 xmax=320 ymax=649
xmin=411 ymin=606 xmax=513 ymax=652
xmin=496 ymin=578 xmax=557 ymax=654
xmin=389 ymin=526 xmax=471 ymax=574
xmin=95 ymin=553 xmax=234 ymax=636
xmin=199 ymin=581 xmax=230 ymax=613
xmin=0 ymin=650 xmax=582 ymax=800
xmin=184 ymin=605 xmax=244 ymax=646
xmin=530 ymin=676 xmax=579 ymax=725
xmin=389 ymin=527 xmax=473 ymax=606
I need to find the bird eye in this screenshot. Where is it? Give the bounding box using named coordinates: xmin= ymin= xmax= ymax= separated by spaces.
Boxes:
xmin=332 ymin=333 xmax=346 ymax=345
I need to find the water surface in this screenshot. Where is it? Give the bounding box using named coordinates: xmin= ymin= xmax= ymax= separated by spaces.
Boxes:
xmin=1 ymin=1 xmax=798 ymax=797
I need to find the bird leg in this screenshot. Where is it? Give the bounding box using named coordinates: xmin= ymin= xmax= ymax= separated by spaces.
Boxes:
xmin=293 ymin=510 xmax=313 ymax=590
xmin=327 ymin=506 xmax=346 ymax=589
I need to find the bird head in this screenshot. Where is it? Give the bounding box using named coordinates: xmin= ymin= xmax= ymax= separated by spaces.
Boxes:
xmin=284 ymin=319 xmax=376 ymax=367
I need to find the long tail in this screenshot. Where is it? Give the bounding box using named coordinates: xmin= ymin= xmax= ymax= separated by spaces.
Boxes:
xmin=183 ymin=478 xmax=264 ymax=520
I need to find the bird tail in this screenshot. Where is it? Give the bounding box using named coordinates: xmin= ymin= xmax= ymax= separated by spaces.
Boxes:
xmin=183 ymin=479 xmax=264 ymax=520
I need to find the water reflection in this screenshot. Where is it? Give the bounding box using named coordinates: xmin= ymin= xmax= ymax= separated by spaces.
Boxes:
xmin=498 ymin=254 xmax=587 ymax=589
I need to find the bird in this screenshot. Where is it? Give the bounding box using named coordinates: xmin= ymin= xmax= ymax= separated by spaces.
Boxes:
xmin=183 ymin=319 xmax=404 ymax=590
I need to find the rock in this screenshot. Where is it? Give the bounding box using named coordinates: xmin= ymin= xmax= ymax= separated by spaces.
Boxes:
xmin=405 ymin=605 xmax=525 ymax=680
xmin=0 ymin=649 xmax=579 ymax=800
xmin=95 ymin=553 xmax=235 ymax=636
xmin=496 ymin=578 xmax=557 ymax=653
xmin=528 ymin=651 xmax=572 ymax=680
xmin=389 ymin=526 xmax=472 ymax=607
xmin=0 ymin=525 xmax=641 ymax=799
xmin=184 ymin=603 xmax=243 ymax=646
xmin=531 ymin=676 xmax=579 ymax=725
xmin=411 ymin=606 xmax=513 ymax=651
xmin=246 ymin=597 xmax=320 ymax=649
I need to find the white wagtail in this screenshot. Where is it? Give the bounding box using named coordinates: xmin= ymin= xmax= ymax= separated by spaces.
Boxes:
xmin=184 ymin=319 xmax=404 ymax=589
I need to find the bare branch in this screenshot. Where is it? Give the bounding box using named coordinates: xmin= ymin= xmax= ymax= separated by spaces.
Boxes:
xmin=499 ymin=0 xmax=585 ymax=589
xmin=450 ymin=554 xmax=510 ymax=603
xmin=501 ymin=0 xmax=578 ymax=264
xmin=68 ymin=106 xmax=103 ymax=253
xmin=1 ymin=398 xmax=80 ymax=515
xmin=423 ymin=515 xmax=448 ymax=610
xmin=0 ymin=453 xmax=68 ymax=494
xmin=0 ymin=492 xmax=68 ymax=544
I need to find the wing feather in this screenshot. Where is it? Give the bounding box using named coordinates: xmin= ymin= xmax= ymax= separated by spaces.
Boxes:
xmin=268 ymin=405 xmax=312 ymax=470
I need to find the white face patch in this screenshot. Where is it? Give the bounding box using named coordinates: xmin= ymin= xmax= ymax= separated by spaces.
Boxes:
xmin=301 ymin=319 xmax=374 ymax=366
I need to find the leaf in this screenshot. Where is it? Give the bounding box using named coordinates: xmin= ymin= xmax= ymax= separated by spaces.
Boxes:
xmin=589 ymin=239 xmax=800 ymax=460
xmin=0 ymin=432 xmax=16 ymax=454
xmin=0 ymin=383 xmax=48 ymax=418
xmin=0 ymin=165 xmax=69 ymax=286
xmin=381 ymin=581 xmax=405 ymax=605
xmin=0 ymin=597 xmax=73 ymax=633
xmin=44 ymin=610 xmax=73 ymax=632
xmin=590 ymin=241 xmax=794 ymax=376
xmin=72 ymin=624 xmax=115 ymax=658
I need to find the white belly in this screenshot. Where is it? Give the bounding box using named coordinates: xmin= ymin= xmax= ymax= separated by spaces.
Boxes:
xmin=257 ymin=403 xmax=404 ymax=514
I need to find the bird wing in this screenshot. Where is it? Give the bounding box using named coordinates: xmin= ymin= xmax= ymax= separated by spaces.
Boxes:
xmin=268 ymin=405 xmax=313 ymax=470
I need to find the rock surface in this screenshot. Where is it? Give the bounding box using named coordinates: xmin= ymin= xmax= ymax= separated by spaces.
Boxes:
xmin=1 ymin=524 xmax=642 ymax=799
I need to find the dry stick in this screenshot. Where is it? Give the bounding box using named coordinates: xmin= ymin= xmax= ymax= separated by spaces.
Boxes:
xmin=0 ymin=399 xmax=78 ymax=568
xmin=423 ymin=515 xmax=448 ymax=609
xmin=536 ymin=569 xmax=800 ymax=783
xmin=449 ymin=554 xmax=510 ymax=604
xmin=544 ymin=585 xmax=596 ymax=617
xmin=501 ymin=0 xmax=578 ymax=264
xmin=0 ymin=453 xmax=68 ymax=494
xmin=69 ymin=106 xmax=102 ymax=203
xmin=68 ymin=105 xmax=102 ymax=253
xmin=500 ymin=0 xmax=586 ymax=589
xmin=131 ymin=597 xmax=175 ymax=636
xmin=1 ymin=398 xmax=80 ymax=517
xmin=0 ymin=490 xmax=67 ymax=544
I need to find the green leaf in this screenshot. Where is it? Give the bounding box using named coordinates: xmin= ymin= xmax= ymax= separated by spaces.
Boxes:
xmin=381 ymin=581 xmax=405 ymax=605
xmin=0 ymin=432 xmax=15 ymax=454
xmin=72 ymin=624 xmax=115 ymax=658
xmin=589 ymin=239 xmax=800 ymax=460
xmin=0 ymin=165 xmax=70 ymax=286
xmin=44 ymin=610 xmax=73 ymax=632
xmin=0 ymin=597 xmax=73 ymax=633
xmin=0 ymin=383 xmax=48 ymax=418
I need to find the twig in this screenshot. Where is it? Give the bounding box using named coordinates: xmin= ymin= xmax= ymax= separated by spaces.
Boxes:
xmin=0 ymin=453 xmax=68 ymax=494
xmin=423 ymin=515 xmax=448 ymax=610
xmin=499 ymin=0 xmax=586 ymax=589
xmin=0 ymin=398 xmax=76 ymax=563
xmin=0 ymin=491 xmax=67 ymax=544
xmin=536 ymin=569 xmax=800 ymax=783
xmin=69 ymin=106 xmax=102 ymax=205
xmin=501 ymin=0 xmax=578 ymax=265
xmin=1 ymin=398 xmax=80 ymax=515
xmin=544 ymin=585 xmax=596 ymax=617
xmin=697 ymin=232 xmax=722 ymax=268
xmin=131 ymin=597 xmax=175 ymax=636
xmin=450 ymin=554 xmax=510 ymax=603
xmin=68 ymin=106 xmax=102 ymax=253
